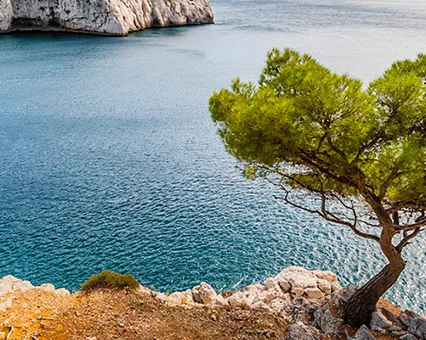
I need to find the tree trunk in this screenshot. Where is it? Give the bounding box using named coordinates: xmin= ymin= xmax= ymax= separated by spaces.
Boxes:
xmin=343 ymin=259 xmax=405 ymax=327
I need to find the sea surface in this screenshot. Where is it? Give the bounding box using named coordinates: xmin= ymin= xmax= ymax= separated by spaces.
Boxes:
xmin=1 ymin=0 xmax=425 ymax=313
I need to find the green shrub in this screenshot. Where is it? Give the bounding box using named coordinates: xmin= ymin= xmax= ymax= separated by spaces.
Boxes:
xmin=81 ymin=270 xmax=139 ymax=291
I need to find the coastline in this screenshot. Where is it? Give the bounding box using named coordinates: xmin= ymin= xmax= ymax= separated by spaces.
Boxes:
xmin=1 ymin=267 xmax=425 ymax=339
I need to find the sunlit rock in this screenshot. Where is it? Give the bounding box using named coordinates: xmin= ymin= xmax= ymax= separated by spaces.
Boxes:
xmin=0 ymin=0 xmax=214 ymax=35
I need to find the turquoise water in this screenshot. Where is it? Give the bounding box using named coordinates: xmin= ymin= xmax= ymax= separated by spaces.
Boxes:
xmin=1 ymin=0 xmax=425 ymax=313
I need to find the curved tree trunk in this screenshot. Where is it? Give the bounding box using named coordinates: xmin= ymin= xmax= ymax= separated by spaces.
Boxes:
xmin=344 ymin=257 xmax=405 ymax=326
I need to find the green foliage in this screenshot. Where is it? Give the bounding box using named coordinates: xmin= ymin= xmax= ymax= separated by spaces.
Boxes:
xmin=209 ymin=49 xmax=426 ymax=205
xmin=81 ymin=270 xmax=139 ymax=291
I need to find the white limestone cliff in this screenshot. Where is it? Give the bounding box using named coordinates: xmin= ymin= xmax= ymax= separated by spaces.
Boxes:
xmin=0 ymin=0 xmax=214 ymax=36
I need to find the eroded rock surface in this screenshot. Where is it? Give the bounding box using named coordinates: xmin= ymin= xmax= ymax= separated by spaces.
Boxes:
xmin=0 ymin=275 xmax=70 ymax=313
xmin=0 ymin=0 xmax=214 ymax=35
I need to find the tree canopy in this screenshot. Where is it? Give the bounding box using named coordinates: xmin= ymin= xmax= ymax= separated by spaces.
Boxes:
xmin=210 ymin=49 xmax=426 ymax=245
xmin=209 ymin=49 xmax=426 ymax=325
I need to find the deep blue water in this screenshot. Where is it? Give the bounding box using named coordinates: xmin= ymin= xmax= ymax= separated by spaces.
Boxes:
xmin=1 ymin=0 xmax=425 ymax=313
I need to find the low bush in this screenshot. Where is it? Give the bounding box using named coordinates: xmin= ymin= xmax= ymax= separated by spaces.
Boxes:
xmin=81 ymin=270 xmax=139 ymax=291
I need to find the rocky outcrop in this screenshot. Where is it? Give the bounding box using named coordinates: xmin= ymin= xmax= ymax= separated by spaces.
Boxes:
xmin=0 ymin=275 xmax=70 ymax=313
xmin=0 ymin=0 xmax=214 ymax=36
xmin=146 ymin=266 xmax=341 ymax=314
xmin=2 ymin=267 xmax=425 ymax=340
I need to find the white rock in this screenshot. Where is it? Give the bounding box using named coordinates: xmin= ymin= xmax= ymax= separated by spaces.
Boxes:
xmin=259 ymin=285 xmax=287 ymax=304
xmin=316 ymin=280 xmax=332 ymax=295
xmin=139 ymin=285 xmax=152 ymax=295
xmin=293 ymin=287 xmax=304 ymax=296
xmin=305 ymin=288 xmax=324 ymax=300
xmin=39 ymin=283 xmax=56 ymax=293
xmin=227 ymin=291 xmax=258 ymax=308
xmin=152 ymin=291 xmax=168 ymax=303
xmin=192 ymin=282 xmax=217 ymax=304
xmin=270 ymin=296 xmax=292 ymax=312
xmin=270 ymin=267 xmax=332 ymax=299
xmin=55 ymin=288 xmax=71 ymax=297
xmin=279 ymin=279 xmax=291 ymax=292
xmin=0 ymin=0 xmax=13 ymax=31
xmin=0 ymin=0 xmax=214 ymax=36
xmin=265 ymin=277 xmax=278 ymax=289
xmin=279 ymin=267 xmax=318 ymax=279
xmin=0 ymin=275 xmax=33 ymax=296
xmin=331 ymin=281 xmax=343 ymax=293
xmin=166 ymin=290 xmax=194 ymax=305
xmin=313 ymin=270 xmax=338 ymax=283
xmin=241 ymin=284 xmax=265 ymax=293
xmin=210 ymin=294 xmax=228 ymax=306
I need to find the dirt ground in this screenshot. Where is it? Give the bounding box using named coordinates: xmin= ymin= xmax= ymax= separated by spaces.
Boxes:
xmin=0 ymin=288 xmax=403 ymax=340
xmin=0 ymin=288 xmax=289 ymax=340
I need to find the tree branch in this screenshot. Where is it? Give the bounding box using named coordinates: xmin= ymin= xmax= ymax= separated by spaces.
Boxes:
xmin=396 ymin=228 xmax=423 ymax=251
xmin=386 ymin=201 xmax=426 ymax=214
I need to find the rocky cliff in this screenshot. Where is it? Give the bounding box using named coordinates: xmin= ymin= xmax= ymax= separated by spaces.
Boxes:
xmin=0 ymin=0 xmax=214 ymax=36
xmin=1 ymin=267 xmax=425 ymax=339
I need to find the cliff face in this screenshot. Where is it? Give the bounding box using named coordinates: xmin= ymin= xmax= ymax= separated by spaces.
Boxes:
xmin=0 ymin=0 xmax=214 ymax=36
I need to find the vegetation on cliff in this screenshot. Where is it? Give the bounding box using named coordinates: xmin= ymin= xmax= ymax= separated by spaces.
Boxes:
xmin=81 ymin=270 xmax=140 ymax=291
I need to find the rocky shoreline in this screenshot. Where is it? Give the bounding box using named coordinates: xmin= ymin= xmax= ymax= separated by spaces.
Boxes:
xmin=1 ymin=267 xmax=425 ymax=339
xmin=0 ymin=0 xmax=214 ymax=36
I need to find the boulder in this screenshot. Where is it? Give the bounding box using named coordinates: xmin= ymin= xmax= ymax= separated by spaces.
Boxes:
xmin=316 ymin=280 xmax=332 ymax=295
xmin=370 ymin=310 xmax=393 ymax=331
xmin=279 ymin=280 xmax=292 ymax=292
xmin=400 ymin=312 xmax=414 ymax=328
xmin=355 ymin=325 xmax=375 ymax=340
xmin=286 ymin=322 xmax=320 ymax=340
xmin=313 ymin=270 xmax=338 ymax=283
xmin=192 ymin=282 xmax=217 ymax=304
xmin=333 ymin=284 xmax=358 ymax=308
xmin=268 ymin=267 xmax=334 ymax=299
xmin=227 ymin=290 xmax=258 ymax=308
xmin=241 ymin=284 xmax=265 ymax=293
xmin=258 ymin=285 xmax=288 ymax=304
xmin=305 ymin=288 xmax=324 ymax=300
xmin=314 ymin=304 xmax=344 ymax=334
xmin=270 ymin=297 xmax=291 ymax=312
xmin=408 ymin=317 xmax=426 ymax=339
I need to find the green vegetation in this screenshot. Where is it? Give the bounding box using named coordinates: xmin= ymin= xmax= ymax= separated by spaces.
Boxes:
xmin=209 ymin=48 xmax=426 ymax=326
xmin=81 ymin=270 xmax=140 ymax=291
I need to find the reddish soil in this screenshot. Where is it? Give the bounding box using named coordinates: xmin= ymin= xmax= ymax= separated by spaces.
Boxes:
xmin=0 ymin=288 xmax=288 ymax=340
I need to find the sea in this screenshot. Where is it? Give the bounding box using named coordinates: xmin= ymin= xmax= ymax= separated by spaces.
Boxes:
xmin=0 ymin=0 xmax=425 ymax=313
